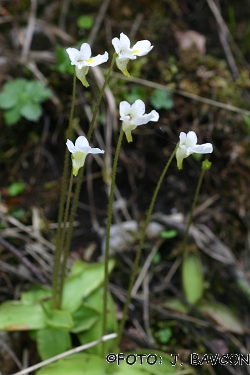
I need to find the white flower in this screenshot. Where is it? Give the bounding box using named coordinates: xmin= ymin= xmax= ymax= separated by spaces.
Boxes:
xmin=112 ymin=33 xmax=153 ymax=77
xmin=66 ymin=136 xmax=105 ymax=176
xmin=119 ymin=99 xmax=159 ymax=143
xmin=66 ymin=43 xmax=108 ymax=87
xmin=176 ymin=131 xmax=213 ymax=170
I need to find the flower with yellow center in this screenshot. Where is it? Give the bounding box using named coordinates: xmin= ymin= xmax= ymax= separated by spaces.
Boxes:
xmin=66 ymin=43 xmax=108 ymax=87
xmin=112 ymin=33 xmax=153 ymax=77
xmin=176 ymin=131 xmax=213 ymax=170
xmin=66 ymin=136 xmax=105 ymax=176
xmin=120 ymin=99 xmax=159 ymax=142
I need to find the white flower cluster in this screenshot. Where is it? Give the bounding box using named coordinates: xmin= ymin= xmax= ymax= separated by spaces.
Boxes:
xmin=66 ymin=33 xmax=213 ymax=175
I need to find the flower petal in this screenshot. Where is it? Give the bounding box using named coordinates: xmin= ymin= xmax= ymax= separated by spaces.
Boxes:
xmin=186 ymin=131 xmax=197 ymax=147
xmin=190 ymin=143 xmax=213 ymax=154
xmin=66 ymin=48 xmax=81 ymax=66
xmin=119 ymin=101 xmax=131 ymax=118
xmin=120 ymin=33 xmax=131 ymax=49
xmin=79 ymin=43 xmax=92 ymax=60
xmin=111 ymin=37 xmax=121 ymax=54
xmin=133 ymin=110 xmax=159 ymax=126
xmin=131 ymin=99 xmax=145 ymax=117
xmin=88 ymin=147 xmax=105 ymax=154
xmin=75 ymin=136 xmax=90 ymax=151
xmin=84 ymin=52 xmax=109 ymax=67
xmin=179 ymin=132 xmax=187 ymax=145
xmin=66 ymin=139 xmax=76 ymax=153
xmin=131 ymin=40 xmax=153 ymax=56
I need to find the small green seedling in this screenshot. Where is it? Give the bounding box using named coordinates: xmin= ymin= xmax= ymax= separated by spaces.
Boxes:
xmin=127 ymin=86 xmax=146 ymax=103
xmin=7 ymin=182 xmax=25 ymax=197
xmin=77 ymin=15 xmax=94 ymax=30
xmin=150 ymin=89 xmax=174 ymax=110
xmin=0 ymin=78 xmax=52 ymax=125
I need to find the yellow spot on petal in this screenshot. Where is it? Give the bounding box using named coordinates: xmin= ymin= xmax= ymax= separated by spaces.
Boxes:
xmin=131 ymin=49 xmax=140 ymax=55
xmin=86 ymin=58 xmax=94 ymax=63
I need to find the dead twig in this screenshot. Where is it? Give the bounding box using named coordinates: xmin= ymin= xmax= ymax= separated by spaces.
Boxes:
xmin=109 ymin=71 xmax=250 ymax=117
xmin=206 ymin=0 xmax=239 ymax=80
xmin=88 ymin=0 xmax=111 ymax=46
xmin=21 ymin=0 xmax=37 ymax=63
xmin=131 ymin=238 xmax=164 ymax=296
xmin=0 ymin=260 xmax=34 ymax=282
xmin=0 ymin=237 xmax=48 ymax=284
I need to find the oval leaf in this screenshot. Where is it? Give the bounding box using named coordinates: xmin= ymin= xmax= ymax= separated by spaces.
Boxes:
xmin=0 ymin=301 xmax=46 ymax=331
xmin=77 ymin=288 xmax=117 ymax=356
xmin=37 ymin=327 xmax=72 ymax=361
xmin=62 ymin=259 xmax=115 ymax=313
xmin=163 ymin=298 xmax=189 ymax=314
xmin=198 ymin=302 xmax=245 ymax=334
xmin=182 ymin=253 xmax=203 ymax=305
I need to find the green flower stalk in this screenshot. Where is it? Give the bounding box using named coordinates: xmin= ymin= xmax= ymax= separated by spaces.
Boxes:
xmin=181 ymin=159 xmax=212 ymax=255
xmin=52 ymin=70 xmax=76 ymax=309
xmin=114 ymin=145 xmax=177 ymax=349
xmin=102 ymin=128 xmax=124 ymax=355
xmin=53 ymin=53 xmax=117 ymax=310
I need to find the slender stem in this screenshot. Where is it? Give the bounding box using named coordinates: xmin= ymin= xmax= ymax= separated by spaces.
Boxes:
xmin=87 ymin=52 xmax=117 ymax=141
xmin=57 ymin=172 xmax=74 ymax=307
xmin=181 ymin=168 xmax=206 ymax=254
xmin=114 ymin=146 xmax=177 ymax=349
xmin=52 ymin=70 xmax=76 ymax=309
xmin=102 ymin=128 xmax=124 ymax=356
xmin=57 ymin=55 xmax=117 ymax=308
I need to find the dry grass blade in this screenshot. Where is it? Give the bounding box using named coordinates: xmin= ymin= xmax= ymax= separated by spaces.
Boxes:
xmin=109 ymin=72 xmax=250 ymax=117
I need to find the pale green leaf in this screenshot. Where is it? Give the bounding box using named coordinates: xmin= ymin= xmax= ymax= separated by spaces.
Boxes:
xmin=77 ymin=15 xmax=94 ymax=30
xmin=198 ymin=302 xmax=245 ymax=334
xmin=182 ymin=253 xmax=203 ymax=305
xmin=163 ymin=298 xmax=189 ymax=314
xmin=0 ymin=301 xmax=46 ymax=331
xmin=46 ymin=309 xmax=74 ymax=330
xmin=4 ymin=79 xmax=27 ymax=95
xmin=37 ymin=327 xmax=72 ymax=361
xmin=21 ymin=284 xmax=52 ymax=303
xmin=4 ymin=106 xmax=21 ymax=125
xmin=71 ymin=303 xmax=100 ymax=333
xmin=0 ymin=91 xmax=17 ymax=109
xmin=62 ymin=259 xmax=115 ymax=313
xmin=7 ymin=182 xmax=25 ymax=197
xmin=25 ymin=81 xmax=52 ymax=102
xmin=78 ymin=287 xmax=117 ymax=356
xmin=150 ymin=89 xmax=174 ymax=110
xmin=36 ymin=353 xmax=108 ymax=375
xmin=20 ymin=102 xmax=41 ymax=121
